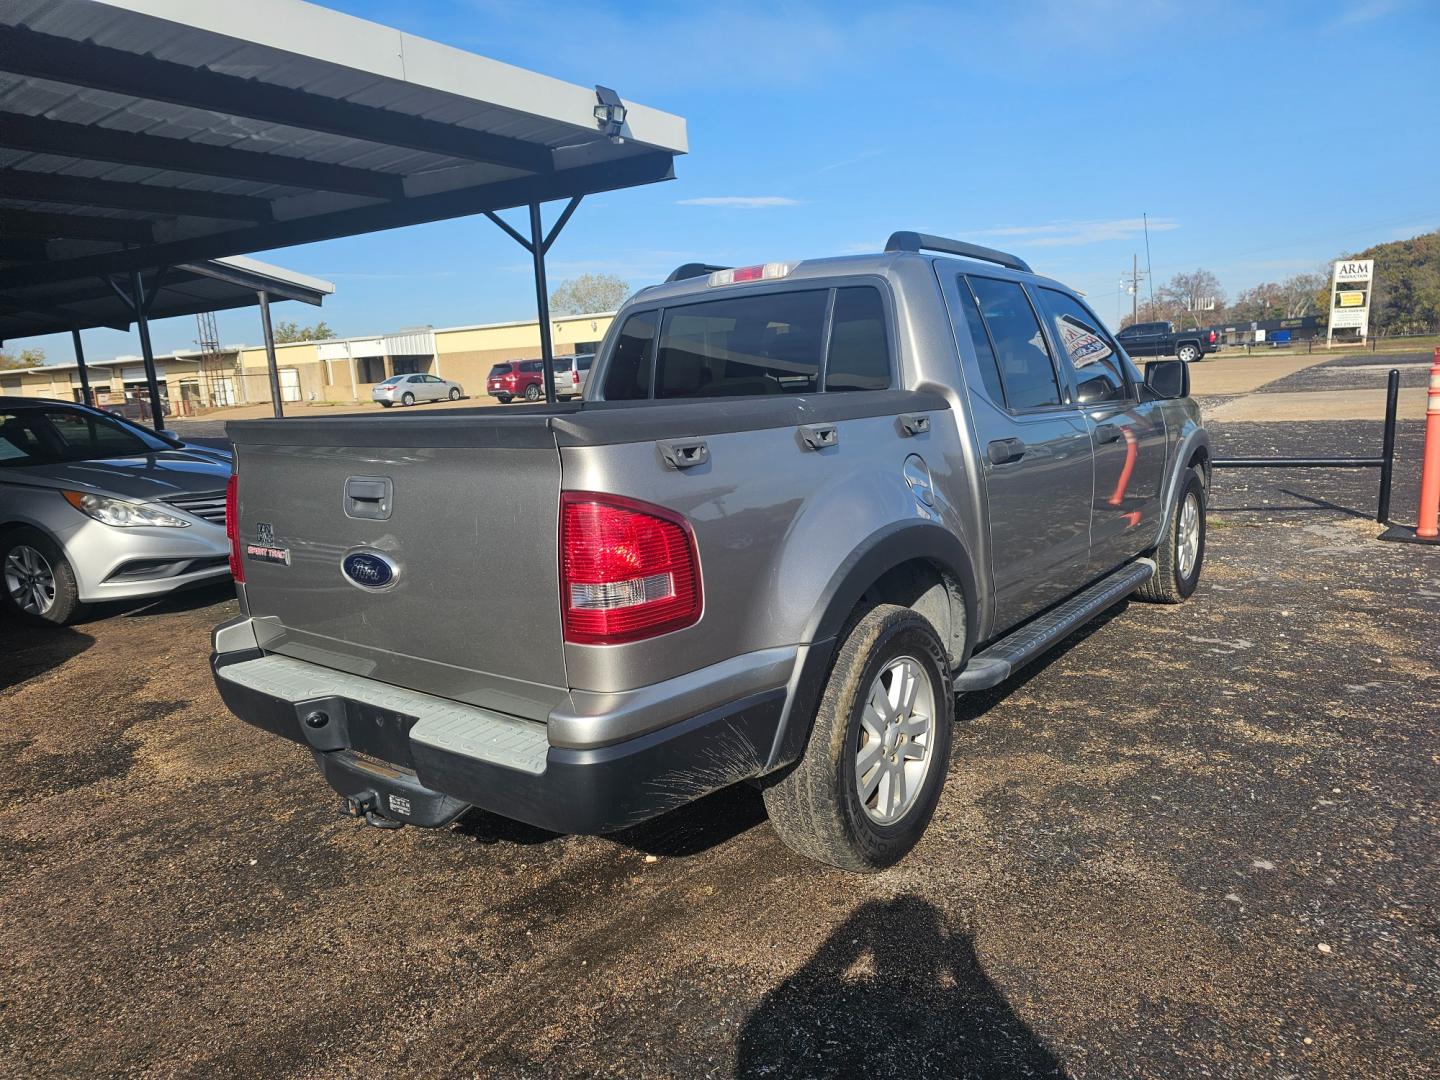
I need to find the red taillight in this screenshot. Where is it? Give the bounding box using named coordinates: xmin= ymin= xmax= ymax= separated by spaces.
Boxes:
xmin=560 ymin=492 xmax=701 ymax=645
xmin=731 ymin=265 xmax=765 ymax=283
xmin=225 ymin=471 xmax=244 ymax=582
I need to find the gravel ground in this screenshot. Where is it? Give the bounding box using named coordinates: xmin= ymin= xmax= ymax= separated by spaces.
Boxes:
xmin=1 ymin=419 xmax=1436 ymax=1079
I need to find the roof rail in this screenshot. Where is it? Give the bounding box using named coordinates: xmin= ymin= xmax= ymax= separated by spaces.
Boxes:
xmin=885 ymin=231 xmax=1031 ymax=274
xmin=666 ymin=262 xmax=731 ymax=283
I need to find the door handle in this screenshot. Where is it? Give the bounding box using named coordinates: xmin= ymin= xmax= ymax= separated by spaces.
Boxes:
xmin=1094 ymin=423 xmax=1123 ymax=444
xmin=987 ymin=437 xmax=1027 ymax=465
xmin=798 ymin=423 xmax=839 ymax=451
xmin=657 ymin=438 xmax=709 ymax=470
xmin=898 ymin=413 xmax=930 ymax=437
xmin=344 ymin=475 xmax=393 ymax=520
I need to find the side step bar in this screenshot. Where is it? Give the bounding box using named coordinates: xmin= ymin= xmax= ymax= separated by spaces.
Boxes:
xmin=954 ymin=559 xmax=1156 ymax=691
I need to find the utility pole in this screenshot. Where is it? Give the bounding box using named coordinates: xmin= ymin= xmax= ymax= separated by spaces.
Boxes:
xmin=1122 ymin=254 xmax=1145 ymax=326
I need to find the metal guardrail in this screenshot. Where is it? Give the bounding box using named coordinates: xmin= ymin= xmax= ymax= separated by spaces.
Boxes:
xmin=1211 ymin=368 xmax=1401 ymax=524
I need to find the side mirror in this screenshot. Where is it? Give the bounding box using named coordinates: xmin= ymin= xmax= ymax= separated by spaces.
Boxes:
xmin=1075 ymin=375 xmax=1114 ymax=404
xmin=1144 ymin=359 xmax=1189 ymax=400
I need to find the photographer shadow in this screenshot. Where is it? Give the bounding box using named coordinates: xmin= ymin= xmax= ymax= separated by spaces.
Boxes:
xmin=736 ymin=896 xmax=1067 ymax=1079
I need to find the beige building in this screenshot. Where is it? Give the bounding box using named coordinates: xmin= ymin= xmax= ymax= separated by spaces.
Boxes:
xmin=3 ymin=310 xmax=615 ymax=412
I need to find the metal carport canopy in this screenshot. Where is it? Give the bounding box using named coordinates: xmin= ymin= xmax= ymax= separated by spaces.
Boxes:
xmin=0 ymin=0 xmax=687 ymax=400
xmin=0 ymin=255 xmax=334 ymax=343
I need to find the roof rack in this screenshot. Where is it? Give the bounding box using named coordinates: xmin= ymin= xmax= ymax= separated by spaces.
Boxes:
xmin=885 ymin=231 xmax=1031 ymax=274
xmin=666 ymin=262 xmax=731 ymax=283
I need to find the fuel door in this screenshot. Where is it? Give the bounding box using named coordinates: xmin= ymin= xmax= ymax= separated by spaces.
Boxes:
xmin=902 ymin=454 xmax=935 ymax=508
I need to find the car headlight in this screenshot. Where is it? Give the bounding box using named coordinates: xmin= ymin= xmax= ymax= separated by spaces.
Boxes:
xmin=62 ymin=490 xmax=191 ymax=528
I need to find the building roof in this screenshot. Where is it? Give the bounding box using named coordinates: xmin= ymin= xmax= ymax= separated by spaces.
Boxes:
xmin=0 ymin=0 xmax=687 ymax=293
xmin=0 ymin=253 xmax=334 ymax=342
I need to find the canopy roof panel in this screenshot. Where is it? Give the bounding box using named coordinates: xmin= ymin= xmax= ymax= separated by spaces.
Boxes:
xmin=0 ymin=254 xmax=334 ymax=342
xmin=0 ymin=0 xmax=687 ymax=290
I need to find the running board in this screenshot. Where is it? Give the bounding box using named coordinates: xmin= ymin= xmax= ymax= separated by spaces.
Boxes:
xmin=954 ymin=559 xmax=1155 ymax=691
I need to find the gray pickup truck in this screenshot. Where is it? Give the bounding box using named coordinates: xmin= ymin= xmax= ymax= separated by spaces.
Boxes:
xmin=212 ymin=232 xmax=1209 ymax=872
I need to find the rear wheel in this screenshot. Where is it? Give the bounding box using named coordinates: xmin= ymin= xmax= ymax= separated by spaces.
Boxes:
xmin=1 ymin=528 xmax=82 ymax=626
xmin=448 ymin=387 xmax=461 ymax=400
xmin=524 ymin=384 xmax=541 ymax=402
xmin=495 ymin=395 xmax=512 ymax=404
xmin=401 ymin=392 xmax=415 ymax=406
xmin=1177 ymin=343 xmax=1201 ymax=363
xmin=379 ymin=400 xmax=393 ymax=408
xmin=1138 ymin=468 xmax=1206 ymax=603
xmin=763 ymin=604 xmax=953 ymax=872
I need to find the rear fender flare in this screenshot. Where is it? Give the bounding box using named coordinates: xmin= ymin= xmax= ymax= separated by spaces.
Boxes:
xmin=1153 ymin=426 xmax=1210 ymax=547
xmin=766 ymin=521 xmax=979 ymax=771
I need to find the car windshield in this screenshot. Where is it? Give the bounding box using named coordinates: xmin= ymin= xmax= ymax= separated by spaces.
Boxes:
xmin=0 ymin=407 xmax=174 ymax=467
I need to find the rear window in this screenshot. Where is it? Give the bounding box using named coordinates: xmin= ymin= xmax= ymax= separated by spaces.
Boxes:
xmin=655 ymin=290 xmax=827 ymax=399
xmin=488 ymin=363 xmax=513 ymax=378
xmin=825 ymin=286 xmax=890 ymax=391
xmin=603 ymin=313 xmax=657 ymax=400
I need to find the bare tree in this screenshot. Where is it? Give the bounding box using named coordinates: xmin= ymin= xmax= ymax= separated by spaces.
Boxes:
xmin=549 ymin=273 xmax=631 ymax=315
xmin=1157 ymin=269 xmax=1226 ymax=328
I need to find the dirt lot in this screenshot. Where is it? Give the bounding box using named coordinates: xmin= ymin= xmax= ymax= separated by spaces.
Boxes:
xmin=2 ymin=355 xmax=1437 ymax=1078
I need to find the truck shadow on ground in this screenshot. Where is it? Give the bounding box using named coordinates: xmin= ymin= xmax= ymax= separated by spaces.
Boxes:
xmin=735 ymin=896 xmax=1067 ymax=1078
xmin=0 ymin=620 xmax=93 ymax=691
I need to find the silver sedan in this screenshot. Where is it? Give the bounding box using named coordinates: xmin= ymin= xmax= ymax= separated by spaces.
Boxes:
xmin=0 ymin=397 xmax=233 ymax=625
xmin=372 ymin=373 xmax=465 ymax=407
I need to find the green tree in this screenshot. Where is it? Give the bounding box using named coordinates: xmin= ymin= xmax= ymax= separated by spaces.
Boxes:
xmin=0 ymin=346 xmax=45 ymax=370
xmin=1339 ymin=230 xmax=1440 ymax=335
xmin=549 ymin=273 xmax=631 ymax=315
xmin=272 ymin=320 xmax=336 ymax=343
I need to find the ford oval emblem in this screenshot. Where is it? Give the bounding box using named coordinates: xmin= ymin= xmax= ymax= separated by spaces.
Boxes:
xmin=342 ymin=551 xmax=398 ymax=590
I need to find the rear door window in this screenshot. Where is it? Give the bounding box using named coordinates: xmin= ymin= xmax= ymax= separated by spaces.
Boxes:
xmin=519 ymin=360 xmax=544 ymax=373
xmin=603 ymin=312 xmax=657 ymax=400
xmin=655 ymin=290 xmax=827 ymax=398
xmin=824 ymin=286 xmax=891 ymax=391
xmin=965 ymin=277 xmax=1063 ymax=410
xmin=1035 ymin=288 xmax=1129 ymax=405
xmin=955 ymin=278 xmax=1007 ymax=406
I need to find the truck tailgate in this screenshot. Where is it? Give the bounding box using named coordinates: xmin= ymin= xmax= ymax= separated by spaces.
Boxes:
xmin=229 ymin=413 xmax=566 ymax=720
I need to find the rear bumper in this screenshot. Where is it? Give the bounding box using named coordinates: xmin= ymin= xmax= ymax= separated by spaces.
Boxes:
xmin=211 ymin=644 xmax=785 ymax=834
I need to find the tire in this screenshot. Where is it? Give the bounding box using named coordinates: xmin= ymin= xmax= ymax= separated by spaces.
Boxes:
xmin=449 ymin=387 xmax=461 ymax=401
xmin=523 ymin=384 xmax=541 ymax=402
xmin=1138 ymin=468 xmax=1206 ymax=604
xmin=1 ymin=527 xmax=83 ymax=626
xmin=379 ymin=400 xmax=393 ymax=408
xmin=401 ymin=392 xmax=416 ymax=406
xmin=496 ymin=395 xmax=512 ymax=404
xmin=1177 ymin=343 xmax=1201 ymax=363
xmin=762 ymin=604 xmax=954 ymax=872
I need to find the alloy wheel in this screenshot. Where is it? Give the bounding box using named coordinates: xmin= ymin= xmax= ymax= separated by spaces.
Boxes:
xmin=4 ymin=544 xmax=57 ymax=616
xmin=1178 ymin=491 xmax=1201 ymax=579
xmin=854 ymin=655 xmax=936 ymax=825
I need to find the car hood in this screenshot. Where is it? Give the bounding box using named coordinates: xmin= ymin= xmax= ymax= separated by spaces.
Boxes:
xmin=1 ymin=449 xmax=233 ymax=501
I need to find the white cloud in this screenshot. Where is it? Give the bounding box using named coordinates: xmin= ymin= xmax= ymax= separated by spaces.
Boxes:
xmin=675 ymin=196 xmax=802 ymax=208
xmin=971 ymin=217 xmax=1180 ymax=247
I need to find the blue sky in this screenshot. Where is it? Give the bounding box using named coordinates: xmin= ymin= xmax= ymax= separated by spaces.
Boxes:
xmin=22 ymin=0 xmax=1440 ymax=362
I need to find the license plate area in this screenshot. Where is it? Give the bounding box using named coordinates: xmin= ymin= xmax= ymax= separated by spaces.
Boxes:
xmin=293 ymin=694 xmax=418 ymax=768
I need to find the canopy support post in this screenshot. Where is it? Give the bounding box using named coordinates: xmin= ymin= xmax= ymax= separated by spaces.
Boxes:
xmin=483 ymin=195 xmax=582 ymax=406
xmin=257 ymin=289 xmax=284 ymax=418
xmin=70 ymin=328 xmax=92 ymax=407
xmin=129 ymin=269 xmax=165 ymax=430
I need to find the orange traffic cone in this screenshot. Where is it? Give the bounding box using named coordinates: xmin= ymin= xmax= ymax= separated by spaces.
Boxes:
xmin=1417 ymin=346 xmax=1440 ymax=539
